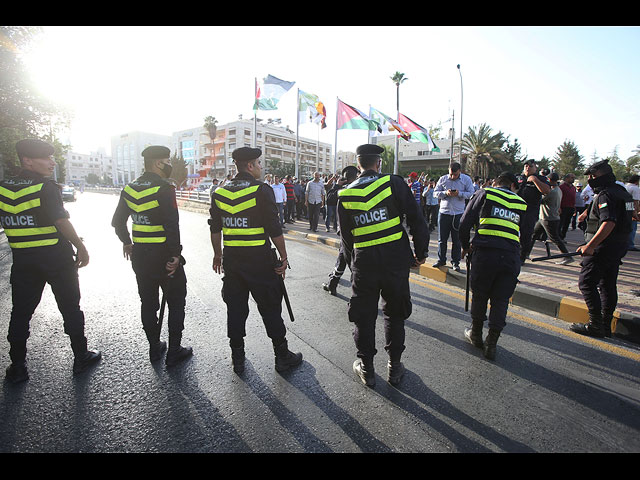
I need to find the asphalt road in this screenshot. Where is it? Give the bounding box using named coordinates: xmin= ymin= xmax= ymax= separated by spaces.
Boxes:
xmin=1 ymin=191 xmax=639 ymax=453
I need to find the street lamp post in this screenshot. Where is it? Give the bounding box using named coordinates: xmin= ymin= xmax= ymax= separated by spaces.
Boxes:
xmin=457 ymin=64 xmax=463 ymax=166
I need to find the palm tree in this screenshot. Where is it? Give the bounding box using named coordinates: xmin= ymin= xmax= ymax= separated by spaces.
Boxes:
xmin=203 ymin=116 xmax=218 ymax=178
xmin=460 ymin=123 xmax=509 ymax=179
xmin=203 ymin=116 xmax=218 ymax=141
xmin=390 ymin=72 xmax=408 ymax=174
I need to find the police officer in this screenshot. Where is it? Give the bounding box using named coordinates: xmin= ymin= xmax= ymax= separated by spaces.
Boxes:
xmin=337 ymin=144 xmax=429 ymax=387
xmin=516 ymin=160 xmax=551 ymax=265
xmin=2 ymin=139 xmax=101 ymax=383
xmin=459 ymin=172 xmax=527 ymax=360
xmin=322 ymin=165 xmax=359 ymax=295
xmin=570 ymin=159 xmax=633 ymax=338
xmin=111 ymin=145 xmax=192 ymax=366
xmin=209 ymin=147 xmax=302 ymax=375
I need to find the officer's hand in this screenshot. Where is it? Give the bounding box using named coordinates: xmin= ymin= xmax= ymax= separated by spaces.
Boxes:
xmin=577 ymin=210 xmax=588 ymax=222
xmin=212 ymin=254 xmax=223 ymax=274
xmin=275 ymin=257 xmax=288 ymax=278
xmin=577 ymin=244 xmax=594 ymax=256
xmin=166 ymin=256 xmax=180 ymax=275
xmin=462 ymin=248 xmax=469 ymax=259
xmin=123 ymin=243 xmax=133 ymax=261
xmin=76 ymin=246 xmax=89 ymax=268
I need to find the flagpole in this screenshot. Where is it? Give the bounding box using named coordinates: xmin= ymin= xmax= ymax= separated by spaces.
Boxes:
xmin=295 ymin=88 xmax=300 ymax=178
xmin=253 ymin=77 xmax=258 ymax=148
xmin=334 ymin=97 xmax=338 ymax=173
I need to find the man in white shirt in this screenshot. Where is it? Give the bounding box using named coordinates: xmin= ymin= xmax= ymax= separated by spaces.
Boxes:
xmin=305 ymin=171 xmax=325 ymax=232
xmin=625 ymin=174 xmax=640 ymax=251
xmin=271 ymin=176 xmax=287 ymax=227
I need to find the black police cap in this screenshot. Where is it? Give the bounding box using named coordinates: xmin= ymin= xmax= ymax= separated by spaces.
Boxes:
xmin=585 ymin=159 xmax=612 ymax=175
xmin=16 ymin=139 xmax=54 ymax=159
xmin=341 ymin=165 xmax=358 ymax=176
xmin=232 ymin=147 xmax=262 ymax=163
xmin=356 ymin=144 xmax=384 ymax=157
xmin=497 ymin=171 xmax=518 ymax=185
xmin=141 ymin=145 xmax=171 ymax=160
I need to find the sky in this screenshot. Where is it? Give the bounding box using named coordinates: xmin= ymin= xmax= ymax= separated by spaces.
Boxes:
xmin=20 ymin=25 xmax=640 ymax=165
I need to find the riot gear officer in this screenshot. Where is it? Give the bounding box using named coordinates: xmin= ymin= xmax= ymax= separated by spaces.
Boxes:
xmin=337 ymin=144 xmax=429 ymax=387
xmin=570 ymin=160 xmax=633 ymax=338
xmin=2 ymin=139 xmax=100 ymax=383
xmin=111 ymin=145 xmax=192 ymax=366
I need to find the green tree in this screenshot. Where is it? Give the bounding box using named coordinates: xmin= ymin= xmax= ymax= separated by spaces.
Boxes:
xmin=169 ymin=153 xmax=188 ymax=188
xmin=551 ymin=140 xmax=585 ymax=176
xmin=379 ymin=144 xmax=395 ymax=174
xmin=601 ymin=146 xmax=626 ymax=180
xmin=460 ymin=123 xmax=509 ymax=179
xmin=625 ymin=144 xmax=640 ymax=175
xmin=0 ymin=26 xmax=71 ymax=175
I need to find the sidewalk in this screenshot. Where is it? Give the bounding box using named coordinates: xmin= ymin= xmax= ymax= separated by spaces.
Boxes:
xmin=281 ymin=217 xmax=640 ymax=345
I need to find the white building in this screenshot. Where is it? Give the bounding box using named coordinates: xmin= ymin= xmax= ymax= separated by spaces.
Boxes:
xmin=64 ymin=148 xmax=112 ymax=185
xmin=110 ymin=131 xmax=172 ymax=185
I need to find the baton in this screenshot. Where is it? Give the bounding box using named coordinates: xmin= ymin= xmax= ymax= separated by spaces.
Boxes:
xmin=465 ymin=254 xmax=471 ymax=312
xmin=271 ymin=248 xmax=294 ymax=322
xmin=531 ymin=251 xmax=582 ymax=262
xmin=158 ymin=256 xmax=185 ymax=330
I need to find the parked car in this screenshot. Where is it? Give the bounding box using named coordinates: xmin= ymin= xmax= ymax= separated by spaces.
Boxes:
xmin=62 ymin=185 xmax=76 ymax=202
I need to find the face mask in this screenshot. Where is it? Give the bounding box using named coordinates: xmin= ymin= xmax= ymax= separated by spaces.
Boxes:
xmin=161 ymin=162 xmax=172 ymax=178
xmin=587 ymin=172 xmax=615 ymax=191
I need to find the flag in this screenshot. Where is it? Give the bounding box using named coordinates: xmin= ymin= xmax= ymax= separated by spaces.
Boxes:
xmin=398 ymin=113 xmax=436 ymax=149
xmin=254 ymin=74 xmax=295 ymax=111
xmin=314 ymin=101 xmax=327 ymax=129
xmin=369 ymin=107 xmax=411 ymax=141
xmin=337 ymin=99 xmax=377 ymax=130
xmin=299 ymin=90 xmax=327 ymax=129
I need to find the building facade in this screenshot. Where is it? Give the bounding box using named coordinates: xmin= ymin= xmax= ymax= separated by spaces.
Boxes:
xmin=110 ymin=131 xmax=172 ymax=185
xmin=64 ymin=148 xmax=113 ymax=185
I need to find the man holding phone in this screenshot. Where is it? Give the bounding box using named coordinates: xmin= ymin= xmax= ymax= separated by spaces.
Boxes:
xmin=433 ymin=162 xmax=475 ymax=272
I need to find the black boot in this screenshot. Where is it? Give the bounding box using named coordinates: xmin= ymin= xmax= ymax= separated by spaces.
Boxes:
xmin=5 ymin=362 xmax=29 ymax=384
xmin=387 ymin=359 xmax=405 ymax=386
xmin=483 ymin=329 xmax=501 ymax=360
xmin=149 ymin=341 xmax=167 ymax=362
xmin=570 ymin=312 xmax=605 ymax=338
xmin=273 ymin=337 xmax=302 ymax=372
xmin=230 ymin=339 xmax=245 ymax=374
xmin=464 ymin=320 xmax=484 ymax=348
xmin=71 ymin=335 xmax=102 ymax=374
xmin=145 ymin=327 xmax=166 ymax=362
xmin=353 ymin=358 xmax=375 ymax=387
xmin=165 ymin=333 xmax=193 ymax=367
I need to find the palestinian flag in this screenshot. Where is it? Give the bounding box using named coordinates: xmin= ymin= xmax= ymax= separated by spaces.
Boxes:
xmin=398 ymin=113 xmax=437 ymax=150
xmin=337 ymin=99 xmax=377 ymax=130
xmin=254 ymin=74 xmax=295 ymax=111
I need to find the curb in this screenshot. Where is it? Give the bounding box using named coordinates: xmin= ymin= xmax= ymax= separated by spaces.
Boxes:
xmin=283 ymin=227 xmax=640 ymax=346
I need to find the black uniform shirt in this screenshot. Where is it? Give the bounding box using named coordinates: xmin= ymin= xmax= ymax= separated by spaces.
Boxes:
xmin=111 ymin=172 xmax=182 ymax=257
xmin=337 ymin=169 xmax=429 ymax=270
xmin=516 ymin=173 xmax=549 ymax=208
xmin=586 ymin=182 xmax=633 ymax=246
xmin=208 ymin=172 xmax=283 ymax=240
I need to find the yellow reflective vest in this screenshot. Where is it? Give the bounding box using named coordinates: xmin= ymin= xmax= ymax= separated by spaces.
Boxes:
xmin=477 ymin=187 xmax=527 ymax=243
xmin=121 ymin=179 xmax=167 ymax=244
xmin=338 ymin=174 xmax=405 ymax=249
xmin=0 ymin=178 xmax=61 ymax=249
xmin=212 ymin=182 xmax=269 ymax=248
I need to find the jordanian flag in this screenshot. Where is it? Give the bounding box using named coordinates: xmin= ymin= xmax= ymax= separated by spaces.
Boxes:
xmin=337 ymin=99 xmax=377 ymax=130
xmin=254 ymin=74 xmax=295 ymax=111
xmin=398 ymin=113 xmax=437 ymax=150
